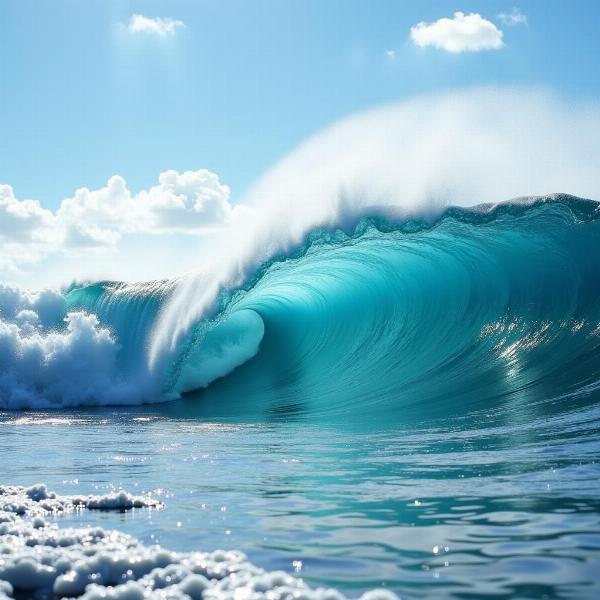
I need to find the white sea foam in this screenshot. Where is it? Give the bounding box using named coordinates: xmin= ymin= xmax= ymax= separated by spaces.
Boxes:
xmin=0 ymin=285 xmax=143 ymax=409
xmin=0 ymin=484 xmax=162 ymax=516
xmin=0 ymin=285 xmax=66 ymax=328
xmin=0 ymin=580 xmax=12 ymax=600
xmin=0 ymin=484 xmax=397 ymax=600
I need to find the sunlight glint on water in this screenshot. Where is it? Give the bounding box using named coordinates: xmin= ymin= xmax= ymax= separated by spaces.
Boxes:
xmin=1 ymin=403 xmax=600 ymax=598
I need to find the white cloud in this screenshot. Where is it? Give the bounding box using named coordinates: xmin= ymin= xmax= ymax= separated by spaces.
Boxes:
xmin=127 ymin=14 xmax=184 ymax=37
xmin=0 ymin=185 xmax=55 ymax=244
xmin=0 ymin=169 xmax=248 ymax=274
xmin=138 ymin=169 xmax=242 ymax=232
xmin=497 ymin=8 xmax=527 ymax=26
xmin=0 ymin=185 xmax=61 ymax=272
xmin=410 ymin=12 xmax=504 ymax=53
xmin=386 ymin=50 xmax=397 ymax=60
xmin=58 ymin=169 xmax=244 ymax=245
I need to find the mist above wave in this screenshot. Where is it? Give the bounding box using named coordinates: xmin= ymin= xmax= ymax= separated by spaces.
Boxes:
xmin=151 ymin=88 xmax=600 ymax=371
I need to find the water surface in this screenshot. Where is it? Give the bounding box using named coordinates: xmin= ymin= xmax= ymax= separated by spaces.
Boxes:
xmin=2 ymin=399 xmax=600 ymax=599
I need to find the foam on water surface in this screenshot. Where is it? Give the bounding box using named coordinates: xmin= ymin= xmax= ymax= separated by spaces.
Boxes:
xmin=0 ymin=484 xmax=396 ymax=600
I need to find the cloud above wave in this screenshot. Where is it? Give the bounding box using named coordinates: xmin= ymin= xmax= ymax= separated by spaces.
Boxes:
xmin=410 ymin=12 xmax=504 ymax=53
xmin=497 ymin=8 xmax=528 ymax=27
xmin=127 ymin=14 xmax=185 ymax=37
xmin=59 ymin=169 xmax=244 ymax=243
xmin=0 ymin=169 xmax=248 ymax=274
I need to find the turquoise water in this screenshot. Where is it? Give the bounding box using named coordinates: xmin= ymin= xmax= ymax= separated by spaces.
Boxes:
xmin=1 ymin=401 xmax=600 ymax=598
xmin=2 ymin=197 xmax=600 ymax=597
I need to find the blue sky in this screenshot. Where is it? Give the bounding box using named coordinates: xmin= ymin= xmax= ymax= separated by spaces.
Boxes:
xmin=2 ymin=1 xmax=600 ymax=286
xmin=2 ymin=0 xmax=600 ymax=210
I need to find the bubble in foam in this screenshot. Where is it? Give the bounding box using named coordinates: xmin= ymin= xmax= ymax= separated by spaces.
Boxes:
xmin=0 ymin=285 xmax=146 ymax=409
xmin=0 ymin=484 xmax=397 ymax=600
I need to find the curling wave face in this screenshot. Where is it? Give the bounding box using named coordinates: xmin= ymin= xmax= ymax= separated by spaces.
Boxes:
xmin=1 ymin=194 xmax=599 ymax=414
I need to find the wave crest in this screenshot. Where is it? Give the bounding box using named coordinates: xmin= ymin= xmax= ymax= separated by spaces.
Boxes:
xmin=1 ymin=196 xmax=599 ymax=411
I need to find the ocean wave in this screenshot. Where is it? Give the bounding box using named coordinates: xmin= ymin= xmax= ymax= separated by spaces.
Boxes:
xmin=1 ymin=195 xmax=599 ymax=411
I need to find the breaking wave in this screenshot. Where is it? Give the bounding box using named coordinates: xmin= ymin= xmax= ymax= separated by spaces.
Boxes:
xmin=1 ymin=194 xmax=599 ymax=414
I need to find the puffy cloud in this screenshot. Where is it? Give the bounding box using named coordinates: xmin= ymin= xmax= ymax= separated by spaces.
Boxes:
xmin=136 ymin=169 xmax=240 ymax=232
xmin=58 ymin=169 xmax=243 ymax=245
xmin=410 ymin=12 xmax=504 ymax=53
xmin=0 ymin=185 xmax=56 ymax=244
xmin=0 ymin=185 xmax=61 ymax=272
xmin=127 ymin=14 xmax=184 ymax=37
xmin=497 ymin=8 xmax=528 ymax=26
xmin=0 ymin=169 xmax=247 ymax=272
